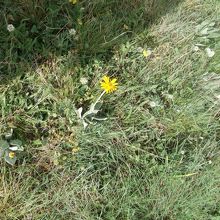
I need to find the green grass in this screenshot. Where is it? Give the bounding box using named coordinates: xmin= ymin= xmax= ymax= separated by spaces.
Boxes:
xmin=0 ymin=0 xmax=220 ymax=219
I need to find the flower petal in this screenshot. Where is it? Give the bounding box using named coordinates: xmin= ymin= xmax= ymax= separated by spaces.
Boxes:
xmin=103 ymin=76 xmax=110 ymax=83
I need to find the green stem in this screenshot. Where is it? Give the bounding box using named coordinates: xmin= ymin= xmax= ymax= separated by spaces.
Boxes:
xmin=82 ymin=91 xmax=105 ymax=119
xmin=94 ymin=91 xmax=105 ymax=106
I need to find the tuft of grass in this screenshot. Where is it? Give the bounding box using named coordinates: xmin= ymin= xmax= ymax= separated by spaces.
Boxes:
xmin=0 ymin=0 xmax=220 ymax=219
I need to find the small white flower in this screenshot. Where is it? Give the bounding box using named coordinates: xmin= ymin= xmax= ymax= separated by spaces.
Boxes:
xmin=7 ymin=24 xmax=15 ymax=32
xmin=113 ymin=56 xmax=119 ymax=61
xmin=192 ymin=46 xmax=200 ymax=52
xmin=205 ymin=48 xmax=215 ymax=58
xmin=149 ymin=101 xmax=157 ymax=108
xmin=69 ymin=28 xmax=76 ymax=36
xmin=80 ymin=77 xmax=88 ymax=85
xmin=208 ymin=160 xmax=212 ymax=164
xmin=137 ymin=47 xmax=143 ymax=53
xmin=180 ymin=150 xmax=185 ymax=155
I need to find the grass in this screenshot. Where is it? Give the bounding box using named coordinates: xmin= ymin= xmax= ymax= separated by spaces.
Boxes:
xmin=0 ymin=0 xmax=220 ymax=219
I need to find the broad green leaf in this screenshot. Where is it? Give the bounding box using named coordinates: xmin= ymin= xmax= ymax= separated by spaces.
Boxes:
xmin=10 ymin=139 xmax=22 ymax=147
xmin=0 ymin=140 xmax=9 ymax=150
xmin=94 ymin=101 xmax=102 ymax=110
xmin=0 ymin=140 xmax=9 ymax=158
xmin=83 ymin=112 xmax=97 ymax=119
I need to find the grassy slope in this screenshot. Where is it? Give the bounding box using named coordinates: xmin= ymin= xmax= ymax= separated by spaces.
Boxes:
xmin=0 ymin=0 xmax=220 ymax=219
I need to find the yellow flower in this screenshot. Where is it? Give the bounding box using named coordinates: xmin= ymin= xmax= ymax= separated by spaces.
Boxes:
xmin=100 ymin=76 xmax=118 ymax=93
xmin=72 ymin=147 xmax=80 ymax=154
xmin=69 ymin=0 xmax=77 ymax=4
xmin=9 ymin=151 xmax=15 ymax=159
xmin=143 ymin=49 xmax=152 ymax=58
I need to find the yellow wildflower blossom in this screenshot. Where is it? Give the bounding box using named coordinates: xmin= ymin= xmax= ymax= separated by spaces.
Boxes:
xmin=100 ymin=76 xmax=118 ymax=93
xmin=143 ymin=49 xmax=152 ymax=58
xmin=69 ymin=0 xmax=77 ymax=4
xmin=9 ymin=151 xmax=15 ymax=159
xmin=72 ymin=147 xmax=80 ymax=154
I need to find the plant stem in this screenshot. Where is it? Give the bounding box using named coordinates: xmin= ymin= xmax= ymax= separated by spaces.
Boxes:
xmin=94 ymin=91 xmax=105 ymax=106
xmin=82 ymin=91 xmax=106 ymax=119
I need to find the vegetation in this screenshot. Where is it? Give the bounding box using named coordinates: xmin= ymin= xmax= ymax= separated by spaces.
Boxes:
xmin=0 ymin=0 xmax=220 ymax=219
